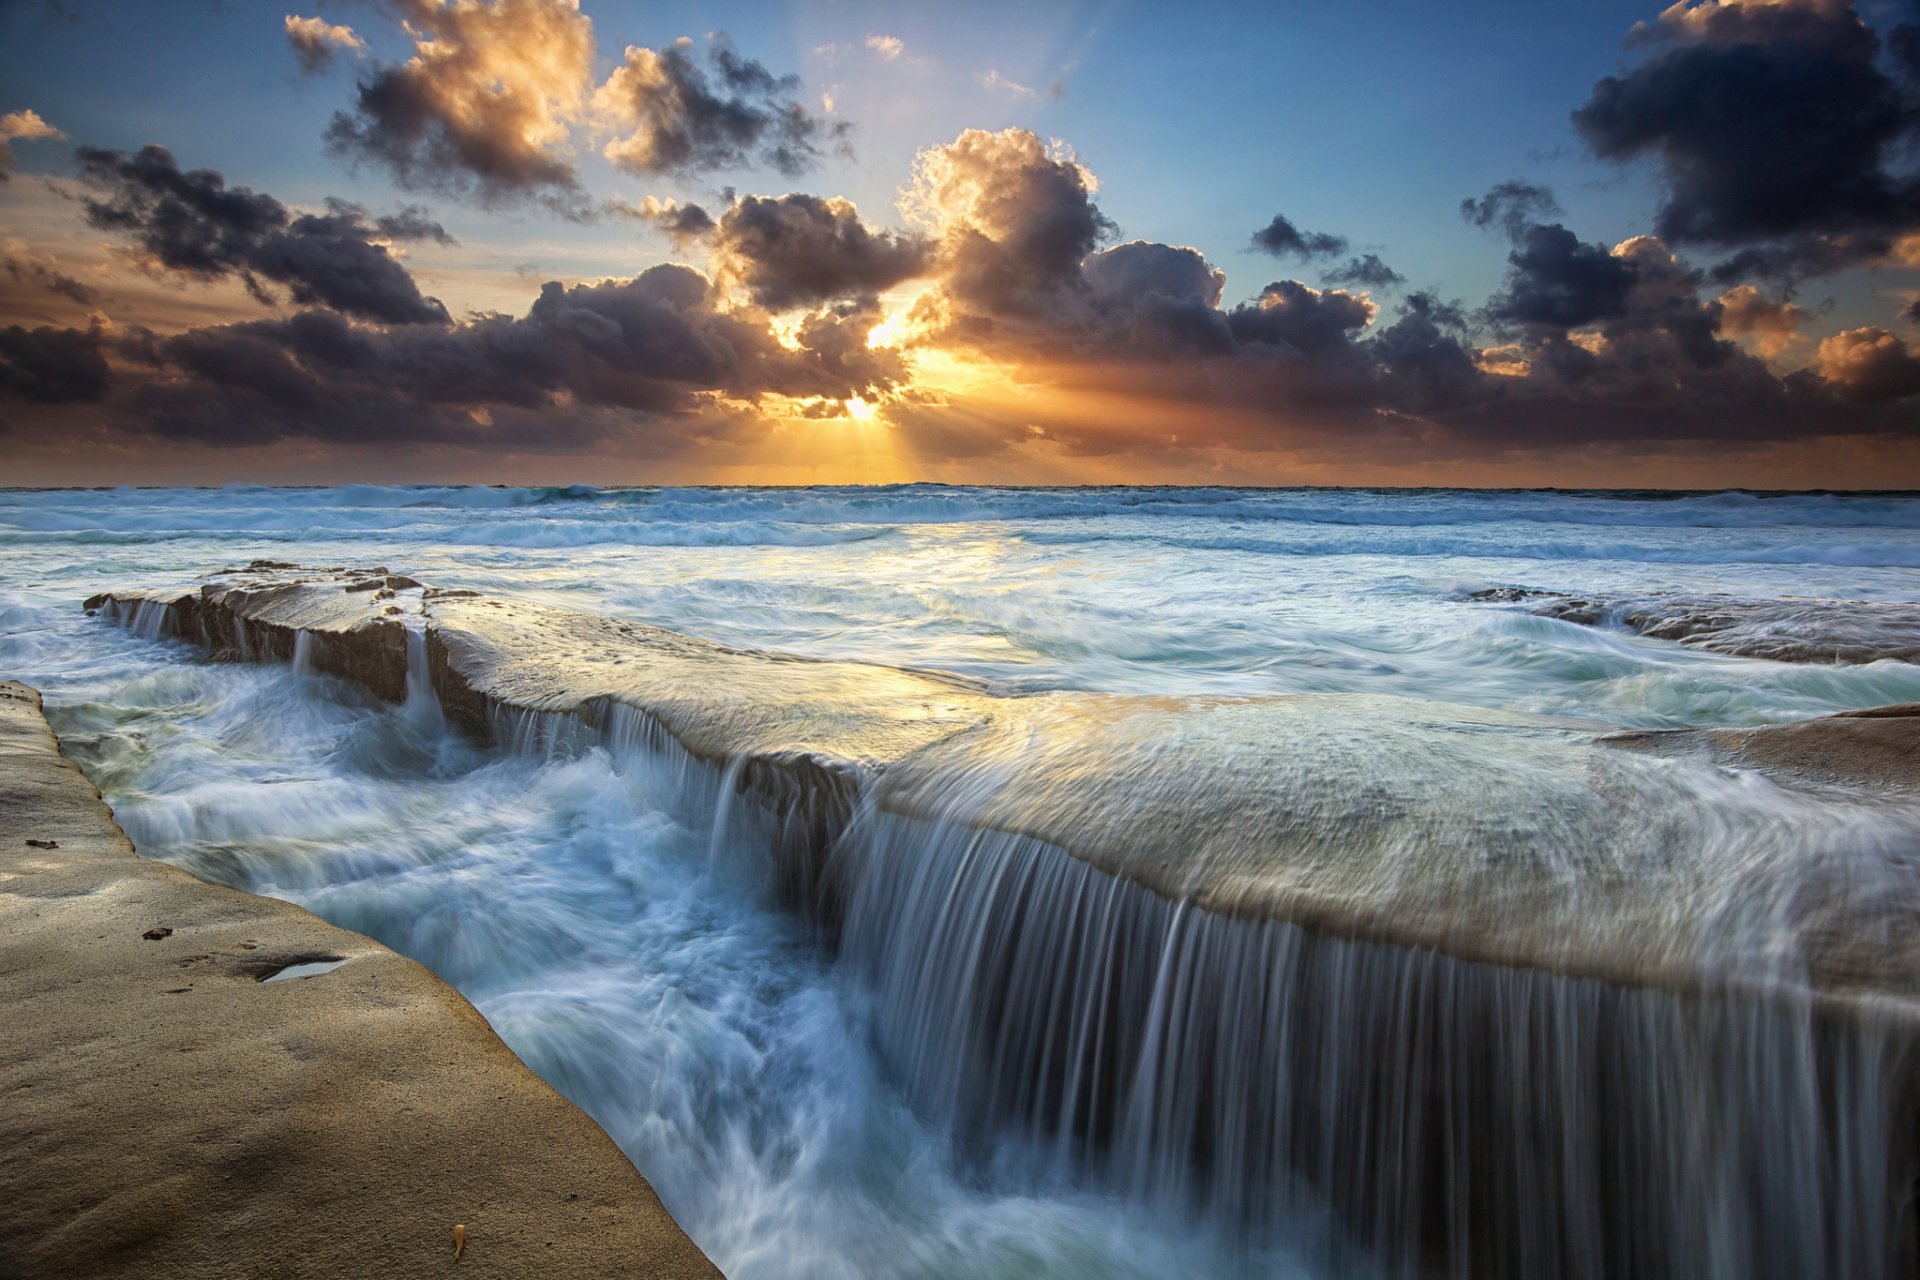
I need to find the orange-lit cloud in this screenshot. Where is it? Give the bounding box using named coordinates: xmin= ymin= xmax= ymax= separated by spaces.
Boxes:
xmin=1716 ymin=284 xmax=1808 ymax=360
xmin=284 ymin=15 xmax=365 ymax=73
xmin=0 ymin=109 xmax=63 ymax=180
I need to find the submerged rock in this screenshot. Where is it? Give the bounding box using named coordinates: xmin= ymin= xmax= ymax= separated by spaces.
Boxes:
xmin=1478 ymin=590 xmax=1920 ymax=664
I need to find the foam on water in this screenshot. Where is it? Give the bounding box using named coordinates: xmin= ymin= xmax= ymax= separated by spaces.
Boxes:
xmin=3 ymin=484 xmax=1920 ymax=1278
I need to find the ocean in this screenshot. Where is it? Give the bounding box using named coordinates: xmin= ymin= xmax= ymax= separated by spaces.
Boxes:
xmin=3 ymin=484 xmax=1918 ymax=1279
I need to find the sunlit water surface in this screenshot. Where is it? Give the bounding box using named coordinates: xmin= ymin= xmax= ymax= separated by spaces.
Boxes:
xmin=3 ymin=485 xmax=1918 ymax=1279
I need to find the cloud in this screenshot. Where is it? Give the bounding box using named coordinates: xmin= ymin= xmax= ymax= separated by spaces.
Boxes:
xmin=1227 ymin=279 xmax=1376 ymax=354
xmin=904 ymin=127 xmax=1113 ymax=318
xmin=709 ymin=193 xmax=930 ymax=308
xmin=0 ymin=108 xmax=64 ymax=180
xmin=284 ymin=15 xmax=364 ymax=73
xmin=976 ymin=70 xmax=1040 ymax=98
xmin=1323 ymin=253 xmax=1405 ymax=290
xmin=4 ymin=241 xmax=98 ymax=305
xmin=611 ymin=195 xmax=718 ymax=249
xmin=325 ymin=0 xmax=594 ymax=207
xmin=10 ymin=119 xmax=1917 ymax=473
xmin=1574 ymin=0 xmax=1920 ymax=278
xmin=594 ymin=35 xmax=849 ymax=178
xmin=6 ymin=262 xmax=907 ymax=444
xmin=1483 ymin=223 xmax=1639 ymax=330
xmin=1250 ymin=213 xmax=1347 ymax=258
xmin=0 ymin=320 xmax=109 ymax=404
xmin=76 ymin=145 xmax=451 ymax=325
xmin=1080 ymin=240 xmax=1234 ymax=355
xmin=1717 ymin=284 xmax=1808 ymax=358
xmin=1816 ymin=326 xmax=1920 ymax=402
xmin=1460 ymin=180 xmax=1562 ymax=241
xmin=866 ymin=34 xmax=904 ymax=60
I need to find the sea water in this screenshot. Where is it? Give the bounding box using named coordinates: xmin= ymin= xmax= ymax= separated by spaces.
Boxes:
xmin=2 ymin=484 xmax=1918 ymax=1278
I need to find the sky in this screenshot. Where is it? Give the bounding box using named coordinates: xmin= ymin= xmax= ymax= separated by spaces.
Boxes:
xmin=2 ymin=0 xmax=1920 ymax=487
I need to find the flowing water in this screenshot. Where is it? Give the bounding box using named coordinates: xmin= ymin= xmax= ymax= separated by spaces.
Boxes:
xmin=3 ymin=485 xmax=1919 ymax=1279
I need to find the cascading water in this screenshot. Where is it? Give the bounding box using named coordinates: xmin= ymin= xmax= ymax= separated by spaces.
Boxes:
xmin=9 ymin=484 xmax=1920 ymax=1280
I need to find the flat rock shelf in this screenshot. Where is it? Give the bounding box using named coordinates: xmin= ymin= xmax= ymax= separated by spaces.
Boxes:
xmin=80 ymin=563 xmax=1920 ymax=1280
xmin=0 ymin=679 xmax=721 ymax=1280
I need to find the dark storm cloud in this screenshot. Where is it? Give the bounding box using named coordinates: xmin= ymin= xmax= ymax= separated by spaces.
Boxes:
xmin=1250 ymin=214 xmax=1347 ymax=258
xmin=1573 ymin=0 xmax=1920 ymax=277
xmin=0 ymin=322 xmax=109 ymax=403
xmin=1323 ymin=254 xmax=1405 ymax=290
xmin=892 ymin=130 xmax=1901 ymax=450
xmin=1369 ymin=293 xmax=1483 ymax=413
xmin=1483 ymin=223 xmax=1638 ymax=330
xmin=1460 ymin=181 xmax=1563 ymax=241
xmin=1226 ymin=280 xmax=1376 ymax=354
xmin=45 ymin=264 xmax=905 ymax=445
xmin=1081 ymin=240 xmax=1234 ymax=355
xmin=711 ymin=194 xmax=929 ymax=308
xmin=76 ymin=146 xmax=450 ymax=325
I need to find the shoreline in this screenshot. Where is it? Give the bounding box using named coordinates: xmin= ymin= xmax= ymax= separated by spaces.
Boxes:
xmin=0 ymin=679 xmax=721 ymax=1279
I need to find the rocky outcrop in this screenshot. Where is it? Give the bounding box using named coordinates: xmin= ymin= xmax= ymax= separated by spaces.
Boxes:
xmin=0 ymin=679 xmax=721 ymax=1280
xmin=1471 ymin=588 xmax=1920 ymax=664
xmin=1605 ymin=702 xmax=1920 ymax=791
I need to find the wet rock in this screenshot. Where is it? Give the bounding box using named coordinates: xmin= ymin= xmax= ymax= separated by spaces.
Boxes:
xmin=1478 ymin=590 xmax=1920 ymax=664
xmin=1605 ymin=703 xmax=1920 ymax=792
xmin=141 ymin=926 xmax=172 ymax=940
xmin=1464 ymin=586 xmax=1554 ymax=603
xmin=0 ymin=679 xmax=721 ymax=1280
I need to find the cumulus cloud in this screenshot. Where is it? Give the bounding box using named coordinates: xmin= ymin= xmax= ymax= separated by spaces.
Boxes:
xmin=1250 ymin=213 xmax=1347 ymax=258
xmin=325 ymin=0 xmax=594 ymax=208
xmin=0 ymin=108 xmax=64 ymax=180
xmin=77 ymin=145 xmax=451 ymax=325
xmin=1574 ymin=0 xmax=1920 ymax=278
xmin=1483 ymin=223 xmax=1639 ymax=330
xmin=1717 ymin=284 xmax=1808 ymax=358
xmin=904 ymin=127 xmax=1113 ymax=317
xmin=709 ymin=193 xmax=930 ymax=307
xmin=866 ymin=34 xmax=904 ymax=59
xmin=594 ymin=34 xmax=848 ymax=178
xmin=1816 ymin=326 xmax=1920 ymax=402
xmin=285 ymin=15 xmax=364 ymax=73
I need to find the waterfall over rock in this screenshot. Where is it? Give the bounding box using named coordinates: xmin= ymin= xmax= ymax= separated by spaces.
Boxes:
xmin=86 ymin=564 xmax=1920 ymax=1279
